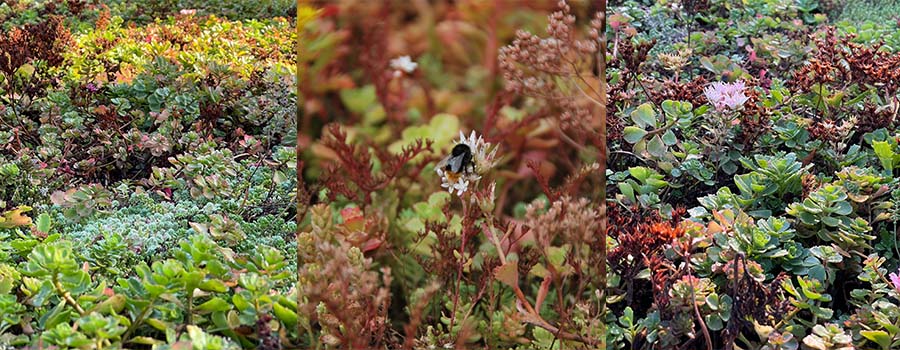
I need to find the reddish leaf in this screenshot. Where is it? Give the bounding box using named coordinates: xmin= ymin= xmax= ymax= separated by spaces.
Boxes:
xmin=535 ymin=275 xmax=552 ymax=312
xmin=494 ymin=261 xmax=519 ymax=288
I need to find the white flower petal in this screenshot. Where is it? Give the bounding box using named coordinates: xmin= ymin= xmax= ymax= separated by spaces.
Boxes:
xmin=389 ymin=56 xmax=417 ymax=73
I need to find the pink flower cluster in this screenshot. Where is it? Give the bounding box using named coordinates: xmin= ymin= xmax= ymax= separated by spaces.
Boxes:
xmin=891 ymin=268 xmax=900 ymax=293
xmin=704 ymin=80 xmax=749 ymax=111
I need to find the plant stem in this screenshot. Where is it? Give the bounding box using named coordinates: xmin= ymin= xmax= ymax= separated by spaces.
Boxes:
xmin=686 ymin=258 xmax=712 ymax=350
xmin=122 ymin=299 xmax=155 ymax=342
xmin=52 ymin=276 xmax=86 ymax=316
xmin=186 ymin=291 xmax=193 ymax=326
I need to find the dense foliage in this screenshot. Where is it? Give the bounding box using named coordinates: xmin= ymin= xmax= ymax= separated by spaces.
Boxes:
xmin=1 ymin=0 xmax=297 ymax=348
xmin=300 ymin=0 xmax=900 ymax=349
xmin=4 ymin=0 xmax=900 ymax=349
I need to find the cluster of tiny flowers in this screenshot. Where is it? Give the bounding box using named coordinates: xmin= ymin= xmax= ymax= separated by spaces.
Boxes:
xmin=390 ymin=55 xmax=417 ymax=77
xmin=704 ymin=80 xmax=749 ymax=111
xmin=890 ymin=268 xmax=900 ymax=293
xmin=498 ymin=0 xmax=597 ymax=95
xmin=497 ymin=1 xmax=600 ymax=131
xmin=436 ymin=131 xmax=498 ymax=196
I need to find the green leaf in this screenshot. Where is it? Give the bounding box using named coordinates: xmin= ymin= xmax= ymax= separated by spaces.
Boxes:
xmin=809 ymin=304 xmax=833 ymax=319
xmin=273 ymin=302 xmax=298 ymax=327
xmin=628 ymin=167 xmax=652 ymax=182
xmin=60 ymin=270 xmax=91 ymax=295
xmin=623 ymin=126 xmax=648 ymax=144
xmin=532 ymin=327 xmax=560 ymax=349
xmin=798 ymin=211 xmax=818 ymax=225
xmin=771 ymin=89 xmax=784 ymax=103
xmin=735 ymin=174 xmax=753 ymax=195
xmin=36 ymin=213 xmax=52 ymax=234
xmin=631 ymin=103 xmax=657 ymax=128
xmin=145 ymin=318 xmax=169 ymax=332
xmin=833 ymin=201 xmax=852 ymax=216
xmin=661 ymin=100 xmax=678 ymax=117
xmin=706 ymin=294 xmax=720 ymax=310
xmin=705 ymin=314 xmax=724 ymax=331
xmin=272 ymin=170 xmax=287 ymax=185
xmin=662 ymin=130 xmax=677 ymax=146
xmin=860 ymin=330 xmax=892 ymax=350
xmin=873 ymin=141 xmax=895 ymax=173
xmin=820 ymin=216 xmax=839 ymax=227
xmin=618 ymin=182 xmax=636 ymax=203
xmin=798 ymin=278 xmax=823 ymax=300
xmin=197 ymin=297 xmax=232 ymax=313
xmin=389 ymin=113 xmax=460 ymax=154
xmin=232 ymin=293 xmax=252 ymax=311
xmin=181 ymin=271 xmax=203 ymax=291
xmin=547 ymin=246 xmax=567 ymax=268
xmin=618 ymin=307 xmax=634 ymax=328
xmin=15 ymin=64 xmax=35 ymax=79
xmin=130 ymin=337 xmax=162 ymax=345
xmin=647 ymin=135 xmax=667 ymax=158
xmin=198 ymin=279 xmax=227 ymax=293
xmin=428 ymin=192 xmax=451 ymax=208
xmin=339 ymin=85 xmax=377 ymax=114
xmin=41 ymin=303 xmax=72 ymax=330
xmin=91 ymin=294 xmax=126 ymax=314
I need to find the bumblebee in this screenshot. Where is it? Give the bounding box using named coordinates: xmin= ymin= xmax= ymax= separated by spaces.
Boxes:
xmin=437 ymin=143 xmax=475 ymax=183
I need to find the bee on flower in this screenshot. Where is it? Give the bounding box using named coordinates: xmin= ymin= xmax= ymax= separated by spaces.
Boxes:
xmin=436 ymin=131 xmax=498 ymax=196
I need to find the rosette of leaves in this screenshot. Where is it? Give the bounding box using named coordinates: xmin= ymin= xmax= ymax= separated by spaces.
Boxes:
xmin=801 ymin=324 xmax=853 ymax=350
xmin=782 ymin=277 xmax=835 ymax=326
xmin=693 ymin=186 xmax=747 ymax=218
xmin=15 ymin=240 xmax=120 ymax=343
xmin=705 ymin=215 xmax=804 ymax=275
xmin=0 ymin=159 xmax=54 ymax=209
xmin=847 ymin=257 xmax=900 ymax=350
xmin=806 ymin=246 xmax=844 ymax=284
xmin=50 ymin=185 xmax=113 ymax=221
xmin=668 ymin=276 xmax=733 ymax=331
xmin=616 ymin=166 xmax=669 ymax=209
xmin=738 ymin=152 xmax=811 ymax=207
xmin=190 ymin=214 xmax=246 ymax=247
xmin=692 ymin=156 xmax=810 ymax=221
xmin=772 ymin=120 xmax=814 ymax=153
xmin=153 ymin=325 xmax=240 ymax=350
xmin=786 ymin=185 xmax=875 ymax=253
xmin=833 ymin=166 xmax=893 ymax=221
xmin=699 ymin=55 xmax=747 ymax=81
xmin=622 ymin=100 xmax=700 ymax=175
xmin=41 ymin=313 xmax=127 ymax=349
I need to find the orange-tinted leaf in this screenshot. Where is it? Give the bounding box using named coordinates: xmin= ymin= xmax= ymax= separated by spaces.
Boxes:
xmin=0 ymin=206 xmax=33 ymax=229
xmin=494 ymin=261 xmax=519 ymax=288
xmin=535 ymin=275 xmax=552 ymax=312
xmin=340 ymin=207 xmax=365 ymax=232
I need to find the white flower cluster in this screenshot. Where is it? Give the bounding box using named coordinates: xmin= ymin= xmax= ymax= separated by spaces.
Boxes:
xmin=390 ymin=55 xmax=417 ymax=76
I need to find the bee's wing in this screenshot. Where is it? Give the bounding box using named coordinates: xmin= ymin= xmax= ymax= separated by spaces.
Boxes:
xmin=445 ymin=154 xmax=466 ymax=173
xmin=436 ymin=154 xmax=452 ymax=171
